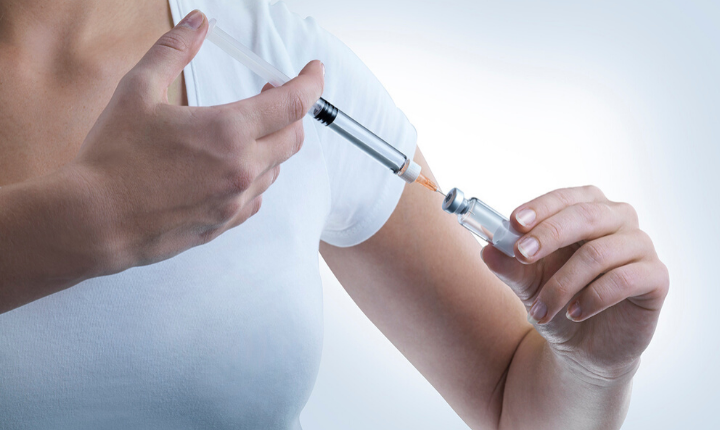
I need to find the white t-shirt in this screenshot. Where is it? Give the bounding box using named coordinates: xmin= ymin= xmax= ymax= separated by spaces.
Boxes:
xmin=0 ymin=1 xmax=417 ymax=429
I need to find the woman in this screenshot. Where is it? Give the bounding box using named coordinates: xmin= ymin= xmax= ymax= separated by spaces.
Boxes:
xmin=0 ymin=0 xmax=669 ymax=429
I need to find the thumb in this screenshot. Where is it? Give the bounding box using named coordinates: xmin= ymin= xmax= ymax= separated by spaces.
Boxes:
xmin=482 ymin=245 xmax=539 ymax=305
xmin=132 ymin=10 xmax=208 ymax=98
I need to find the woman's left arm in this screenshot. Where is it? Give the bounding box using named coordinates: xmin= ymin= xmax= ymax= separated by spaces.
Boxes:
xmin=485 ymin=172 xmax=669 ymax=429
xmin=320 ymin=149 xmax=668 ymax=429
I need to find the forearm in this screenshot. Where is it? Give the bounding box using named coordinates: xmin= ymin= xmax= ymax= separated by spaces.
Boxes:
xmin=0 ymin=167 xmax=119 ymax=314
xmin=499 ymin=329 xmax=635 ymax=430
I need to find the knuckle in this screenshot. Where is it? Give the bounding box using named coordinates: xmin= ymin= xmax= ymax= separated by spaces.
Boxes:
xmin=579 ymin=241 xmax=609 ymax=268
xmin=540 ymin=218 xmax=563 ymax=243
xmin=551 ymin=188 xmax=576 ymax=208
xmin=658 ymin=262 xmax=671 ymax=298
xmin=616 ymin=201 xmax=639 ymax=226
xmin=549 ymin=274 xmax=573 ymax=303
xmin=583 ymin=184 xmax=606 ymax=199
xmin=286 ymin=88 xmax=309 ymax=120
xmin=216 ymin=200 xmax=242 ymax=222
xmin=294 ymin=121 xmax=305 ymax=145
xmin=574 ymin=202 xmax=603 ymax=227
xmin=610 ymin=267 xmax=636 ymax=292
xmin=641 ymin=260 xmax=670 ymax=303
xmin=292 ymin=122 xmax=305 ymax=154
xmin=250 ymin=195 xmax=263 ymax=216
xmin=660 ymin=261 xmax=670 ymax=283
xmin=514 ymin=285 xmax=535 ymax=303
xmin=199 ymin=227 xmax=220 ymax=245
xmin=229 ymin=168 xmax=256 ymax=193
xmin=510 ymin=275 xmax=538 ymax=303
xmin=634 ymin=229 xmax=655 ymax=251
xmin=271 ymin=165 xmax=281 ymax=184
xmin=588 ymin=283 xmax=608 ymax=307
xmin=156 ymin=32 xmax=190 ymax=54
xmin=119 ymin=72 xmax=144 ymax=91
xmin=117 ymin=72 xmax=153 ymax=104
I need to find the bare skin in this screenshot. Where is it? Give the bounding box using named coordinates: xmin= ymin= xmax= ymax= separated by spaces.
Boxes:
xmin=322 ymin=153 xmax=668 ymax=428
xmin=0 ymin=1 xmax=669 ymax=429
xmin=0 ymin=6 xmax=324 ymax=311
xmin=0 ymin=0 xmax=184 ymax=185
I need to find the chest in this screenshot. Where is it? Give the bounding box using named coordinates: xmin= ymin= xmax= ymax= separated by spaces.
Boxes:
xmin=0 ymin=65 xmax=111 ymax=185
xmin=0 ymin=117 xmax=332 ymax=427
xmin=0 ymin=24 xmax=336 ymax=422
xmin=0 ymin=61 xmax=185 ymax=187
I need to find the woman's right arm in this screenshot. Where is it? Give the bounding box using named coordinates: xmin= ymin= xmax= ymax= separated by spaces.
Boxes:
xmin=0 ymin=170 xmax=119 ymax=313
xmin=0 ymin=10 xmax=324 ymax=314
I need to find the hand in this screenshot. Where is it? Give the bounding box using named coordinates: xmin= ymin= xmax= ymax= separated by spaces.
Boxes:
xmin=481 ymin=185 xmax=669 ymax=382
xmin=65 ymin=10 xmax=324 ymax=272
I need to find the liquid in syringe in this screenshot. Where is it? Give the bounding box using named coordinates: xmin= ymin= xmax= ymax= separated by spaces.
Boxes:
xmin=203 ymin=16 xmax=523 ymax=256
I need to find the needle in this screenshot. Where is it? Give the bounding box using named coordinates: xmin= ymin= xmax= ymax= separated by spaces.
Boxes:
xmin=414 ymin=173 xmax=444 ymax=195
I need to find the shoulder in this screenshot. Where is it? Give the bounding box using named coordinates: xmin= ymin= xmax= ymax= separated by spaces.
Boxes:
xmin=172 ymin=0 xmax=325 ymax=75
xmin=170 ymin=0 xmax=313 ymax=36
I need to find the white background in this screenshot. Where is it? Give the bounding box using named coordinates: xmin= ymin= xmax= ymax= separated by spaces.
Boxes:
xmin=278 ymin=1 xmax=720 ymax=428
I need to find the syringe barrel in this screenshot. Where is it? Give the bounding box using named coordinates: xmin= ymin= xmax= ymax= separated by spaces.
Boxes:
xmin=206 ymin=21 xmax=420 ymax=181
xmin=442 ymin=188 xmax=522 ymax=257
xmin=206 ymin=21 xmax=417 ymax=179
xmin=312 ymin=98 xmax=408 ymax=173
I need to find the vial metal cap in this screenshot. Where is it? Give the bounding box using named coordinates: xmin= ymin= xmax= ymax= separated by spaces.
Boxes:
xmin=442 ymin=188 xmax=468 ymax=214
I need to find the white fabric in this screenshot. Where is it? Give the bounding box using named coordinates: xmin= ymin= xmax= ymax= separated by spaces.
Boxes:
xmin=0 ymin=1 xmax=417 ymax=429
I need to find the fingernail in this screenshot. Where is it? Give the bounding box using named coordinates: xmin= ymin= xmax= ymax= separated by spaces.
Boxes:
xmin=518 ymin=237 xmax=539 ymax=258
xmin=516 ymin=209 xmax=536 ymax=227
xmin=566 ymin=301 xmax=582 ymax=321
xmin=480 ymin=246 xmax=486 ymax=262
xmin=529 ymin=300 xmax=548 ymax=324
xmin=177 ymin=10 xmax=203 ymax=30
xmin=321 ymin=63 xmax=325 ymax=77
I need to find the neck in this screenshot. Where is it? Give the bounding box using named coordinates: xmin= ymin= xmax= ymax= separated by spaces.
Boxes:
xmin=0 ymin=0 xmax=171 ymax=59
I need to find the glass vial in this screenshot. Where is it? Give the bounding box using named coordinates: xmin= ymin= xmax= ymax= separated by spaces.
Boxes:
xmin=442 ymin=188 xmax=522 ymax=258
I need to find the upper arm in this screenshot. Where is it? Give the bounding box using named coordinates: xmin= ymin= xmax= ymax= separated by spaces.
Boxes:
xmin=320 ymin=149 xmax=531 ymax=427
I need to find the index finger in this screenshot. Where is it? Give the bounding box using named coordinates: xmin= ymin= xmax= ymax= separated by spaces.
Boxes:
xmin=509 ymin=185 xmax=607 ymax=233
xmin=233 ymin=60 xmax=325 ymax=137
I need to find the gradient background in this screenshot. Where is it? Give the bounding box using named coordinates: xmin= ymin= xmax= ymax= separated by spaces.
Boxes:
xmin=275 ymin=1 xmax=718 ymax=428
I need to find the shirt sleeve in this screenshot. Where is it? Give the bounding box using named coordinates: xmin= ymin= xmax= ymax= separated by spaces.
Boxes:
xmin=266 ymin=1 xmax=418 ymax=247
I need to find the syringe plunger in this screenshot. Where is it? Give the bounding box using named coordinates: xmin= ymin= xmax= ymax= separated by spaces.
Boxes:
xmin=205 ymin=18 xmax=421 ymax=184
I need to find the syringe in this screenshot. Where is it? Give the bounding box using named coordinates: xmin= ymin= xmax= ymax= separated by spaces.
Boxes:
xmin=204 ymin=19 xmax=523 ymax=257
xmin=205 ymin=18 xmax=440 ymax=191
